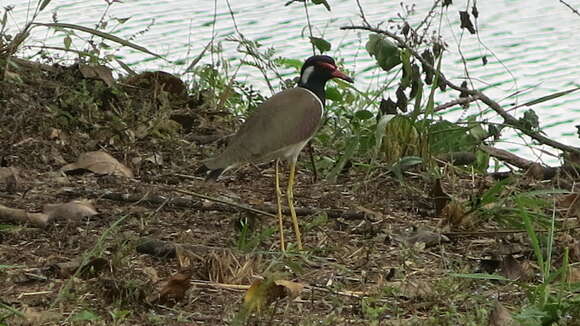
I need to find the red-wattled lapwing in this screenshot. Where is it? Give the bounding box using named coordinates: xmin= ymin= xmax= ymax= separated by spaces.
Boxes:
xmin=201 ymin=55 xmax=353 ymax=251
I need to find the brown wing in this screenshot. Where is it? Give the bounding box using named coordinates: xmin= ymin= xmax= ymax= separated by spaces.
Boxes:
xmin=205 ymin=87 xmax=323 ymax=169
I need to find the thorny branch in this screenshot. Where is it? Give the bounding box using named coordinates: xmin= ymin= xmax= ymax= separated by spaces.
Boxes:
xmin=340 ymin=25 xmax=580 ymax=156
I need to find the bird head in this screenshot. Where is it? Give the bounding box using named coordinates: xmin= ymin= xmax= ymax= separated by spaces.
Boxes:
xmin=299 ymin=55 xmax=354 ymax=86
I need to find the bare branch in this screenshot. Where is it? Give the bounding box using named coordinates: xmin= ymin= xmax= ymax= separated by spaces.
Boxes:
xmin=559 ymin=0 xmax=580 ymax=16
xmin=434 ymin=95 xmax=480 ymax=113
xmin=340 ymin=25 xmax=580 ymax=155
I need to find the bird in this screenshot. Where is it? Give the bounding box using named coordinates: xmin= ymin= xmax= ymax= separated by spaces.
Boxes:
xmin=200 ymin=55 xmax=353 ymax=251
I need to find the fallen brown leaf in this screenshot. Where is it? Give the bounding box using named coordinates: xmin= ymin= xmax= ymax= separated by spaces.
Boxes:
xmin=398 ymin=280 xmax=433 ymax=299
xmin=405 ymin=228 xmax=450 ymax=248
xmin=500 ymin=255 xmax=531 ymax=281
xmin=558 ymin=193 xmax=580 ymax=219
xmin=243 ymin=278 xmax=305 ymax=313
xmin=273 ymin=280 xmax=305 ymax=301
xmin=440 ymin=200 xmax=472 ymax=228
xmin=488 ymin=301 xmax=516 ymax=326
xmin=79 ymin=63 xmax=115 ymax=87
xmin=148 ymin=270 xmax=192 ymax=304
xmin=62 ymin=151 xmax=134 ymax=178
xmin=43 ymin=199 xmax=98 ymax=222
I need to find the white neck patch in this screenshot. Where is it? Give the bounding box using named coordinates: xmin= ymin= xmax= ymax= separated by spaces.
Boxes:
xmin=300 ymin=66 xmax=314 ymax=85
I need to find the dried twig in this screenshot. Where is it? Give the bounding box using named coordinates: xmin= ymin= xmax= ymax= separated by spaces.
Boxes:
xmin=481 ymin=145 xmax=557 ymax=179
xmin=434 ymin=95 xmax=480 ymax=112
xmin=59 ymin=188 xmax=367 ymax=220
xmin=559 ymin=0 xmax=580 ymax=16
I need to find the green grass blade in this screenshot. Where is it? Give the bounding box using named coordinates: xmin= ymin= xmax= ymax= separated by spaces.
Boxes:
xmin=522 ymin=86 xmax=580 ymax=107
xmin=32 ymin=22 xmax=163 ymax=59
xmin=450 ymin=273 xmax=509 ymax=281
xmin=518 ymin=197 xmax=546 ymax=280
xmin=38 ymin=0 xmax=52 ymax=12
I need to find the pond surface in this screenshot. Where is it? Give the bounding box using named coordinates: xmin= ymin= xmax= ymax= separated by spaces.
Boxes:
xmin=4 ymin=0 xmax=579 ymax=163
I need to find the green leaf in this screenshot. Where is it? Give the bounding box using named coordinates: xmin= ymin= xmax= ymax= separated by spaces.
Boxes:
xmin=354 ymin=110 xmax=374 ymax=121
xmin=71 ymin=310 xmax=100 ymax=322
xmin=400 ymin=48 xmax=412 ymax=88
xmin=389 ymin=156 xmax=423 ymax=180
xmin=278 ymin=58 xmax=303 ymax=70
xmin=63 ymin=35 xmax=72 ymax=50
xmin=366 ymin=34 xmax=401 ymax=72
xmin=479 ymin=178 xmax=512 ymax=206
xmin=474 ymin=150 xmax=490 ymax=172
xmin=311 ymin=0 xmax=331 ymax=11
xmin=115 ymin=17 xmax=131 ymax=24
xmin=0 ymin=265 xmax=24 ymax=269
xmin=325 ymin=86 xmax=342 ymax=102
xmin=427 ymin=120 xmax=482 ymax=153
xmin=309 ymin=37 xmax=331 ymax=53
xmin=518 ymin=109 xmax=540 ymax=132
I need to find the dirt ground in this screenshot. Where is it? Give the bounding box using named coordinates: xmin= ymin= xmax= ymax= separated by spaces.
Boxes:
xmin=1 ymin=57 xmax=579 ymax=325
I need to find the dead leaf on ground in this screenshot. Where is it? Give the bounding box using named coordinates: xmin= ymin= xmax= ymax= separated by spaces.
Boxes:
xmin=558 ymin=192 xmax=580 ymax=219
xmin=0 ymin=204 xmax=50 ymax=227
xmin=43 ymin=199 xmax=98 ymax=222
xmin=397 ymin=280 xmax=433 ymax=299
xmin=243 ymin=278 xmax=305 ymax=313
xmin=405 ymin=228 xmax=450 ymax=248
xmin=499 ymin=254 xmax=532 ymax=281
xmin=78 ymin=63 xmax=115 ymax=87
xmin=273 ymin=280 xmax=305 ymax=300
xmin=147 ymin=270 xmax=192 ymax=304
xmin=488 ymin=301 xmax=516 ymax=326
xmin=62 ymin=151 xmax=134 ymax=178
xmin=142 ymin=266 xmax=160 ymax=284
xmin=175 ymin=244 xmax=193 ymax=269
xmin=440 ymin=200 xmax=473 ymax=228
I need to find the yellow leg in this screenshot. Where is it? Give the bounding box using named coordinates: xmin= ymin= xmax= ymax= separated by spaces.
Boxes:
xmin=275 ymin=159 xmax=285 ymax=252
xmin=287 ymin=161 xmax=303 ymax=250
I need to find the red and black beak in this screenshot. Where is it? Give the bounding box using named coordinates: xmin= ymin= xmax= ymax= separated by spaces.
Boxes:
xmin=319 ymin=62 xmax=354 ymax=83
xmin=331 ymin=69 xmax=354 ymax=83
